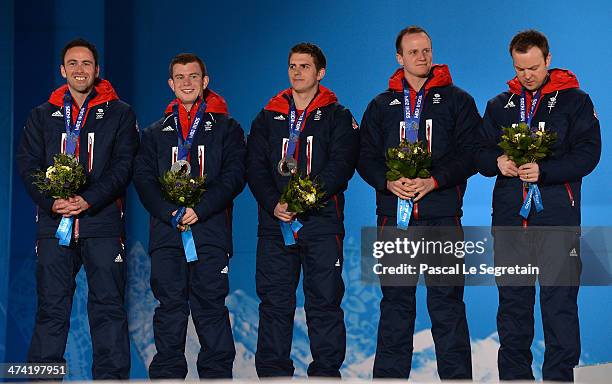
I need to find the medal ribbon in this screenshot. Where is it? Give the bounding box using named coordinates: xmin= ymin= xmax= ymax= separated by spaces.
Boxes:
xmin=173 ymin=98 xmax=206 ymax=161
xmin=55 ymin=90 xmax=94 ymax=246
xmin=285 ymin=98 xmax=310 ymax=159
xmin=397 ymin=79 xmax=426 ymax=229
xmin=402 ymin=78 xmax=426 ymax=143
xmin=171 ymin=98 xmax=206 ymax=262
xmin=518 ymin=89 xmax=545 ymax=218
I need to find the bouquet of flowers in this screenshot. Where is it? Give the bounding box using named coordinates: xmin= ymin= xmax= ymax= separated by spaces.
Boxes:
xmin=159 ymin=168 xmax=207 ymax=212
xmin=385 ymin=140 xmax=432 ymax=229
xmin=498 ymin=122 xmax=557 ymax=218
xmin=279 ymin=173 xmax=326 ymax=214
xmin=498 ymin=122 xmax=556 ymax=166
xmin=159 ymin=164 xmax=206 ymax=262
xmin=278 ymin=173 xmax=325 ymax=245
xmin=33 ymin=153 xmax=86 ymax=199
xmin=33 ymin=153 xmax=86 ymax=246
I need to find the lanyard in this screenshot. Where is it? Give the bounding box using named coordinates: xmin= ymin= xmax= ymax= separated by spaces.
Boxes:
xmin=402 ymin=78 xmax=426 ymax=143
xmin=63 ymin=90 xmax=94 ymax=155
xmin=173 ymin=98 xmax=206 ymax=161
xmin=519 ymin=89 xmax=541 ymax=128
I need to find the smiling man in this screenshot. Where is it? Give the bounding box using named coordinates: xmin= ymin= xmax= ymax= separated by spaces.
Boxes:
xmin=17 ymin=38 xmax=138 ymax=379
xmin=358 ymin=26 xmax=480 ymax=379
xmin=247 ymin=43 xmax=359 ymax=377
xmin=476 ymin=30 xmax=601 ymax=381
xmin=134 ymin=53 xmax=245 ymax=379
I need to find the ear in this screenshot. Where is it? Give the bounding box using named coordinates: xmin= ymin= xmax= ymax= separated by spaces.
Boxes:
xmin=545 ymin=53 xmax=552 ymax=68
xmin=202 ymin=75 xmax=210 ymax=91
xmin=168 ymin=78 xmax=175 ymax=93
xmin=316 ymin=68 xmax=326 ymax=81
xmin=60 ymin=65 xmax=67 ymax=79
xmin=95 ymin=65 xmax=100 ymax=78
xmin=396 ymin=52 xmax=404 ymax=67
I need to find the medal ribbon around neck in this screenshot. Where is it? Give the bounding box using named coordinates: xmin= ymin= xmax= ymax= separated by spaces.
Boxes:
xmin=173 ymin=97 xmax=206 ymax=161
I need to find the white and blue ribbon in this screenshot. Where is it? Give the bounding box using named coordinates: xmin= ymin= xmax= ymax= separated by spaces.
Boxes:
xmin=55 ymin=90 xmax=94 ymax=246
xmin=173 ymin=98 xmax=206 ymax=160
xmin=171 ymin=206 xmax=198 ymax=262
xmin=396 ymin=79 xmax=426 ymax=229
xmin=520 ymin=183 xmax=544 ymax=219
xmin=518 ymin=89 xmax=545 ymax=219
xmin=280 ymin=220 xmax=303 ymax=246
xmin=55 ymin=217 xmax=73 ymax=246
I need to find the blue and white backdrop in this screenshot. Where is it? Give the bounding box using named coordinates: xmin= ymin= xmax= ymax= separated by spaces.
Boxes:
xmin=2 ymin=0 xmax=611 ymax=380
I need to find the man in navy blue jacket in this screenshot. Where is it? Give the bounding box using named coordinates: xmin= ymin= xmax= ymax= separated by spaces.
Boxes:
xmin=17 ymin=38 xmax=138 ymax=379
xmin=476 ymin=30 xmax=601 ymax=381
xmin=358 ymin=26 xmax=480 ymax=379
xmin=247 ymin=43 xmax=359 ymax=378
xmin=134 ymin=53 xmax=245 ymax=379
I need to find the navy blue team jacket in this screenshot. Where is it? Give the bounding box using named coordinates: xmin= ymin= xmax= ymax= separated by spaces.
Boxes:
xmin=358 ymin=65 xmax=481 ymax=222
xmin=17 ymin=79 xmax=139 ymax=239
xmin=476 ymin=68 xmax=601 ymax=226
xmin=134 ymin=90 xmax=246 ymax=254
xmin=247 ymin=85 xmax=360 ymax=238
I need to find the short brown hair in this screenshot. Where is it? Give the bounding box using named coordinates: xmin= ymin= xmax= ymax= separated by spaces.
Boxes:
xmin=169 ymin=53 xmax=207 ymax=78
xmin=61 ymin=38 xmax=99 ymax=67
xmin=396 ymin=26 xmax=432 ymax=54
xmin=288 ymin=43 xmax=327 ymax=72
xmin=509 ymin=30 xmax=549 ymax=59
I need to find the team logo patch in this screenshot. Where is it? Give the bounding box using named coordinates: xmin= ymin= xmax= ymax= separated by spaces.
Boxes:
xmin=389 ymin=98 xmax=401 ymax=106
xmin=204 ymin=121 xmax=213 ymax=131
xmin=314 ymin=109 xmax=322 ymax=121
xmin=52 ymin=110 xmax=63 ymax=117
xmin=274 ymin=115 xmax=286 ymax=121
xmin=547 ymin=96 xmax=557 ymax=112
xmin=114 ymin=254 xmax=123 ymax=263
xmin=432 ymin=93 xmax=442 ymax=104
xmin=221 ymin=265 xmax=229 ymax=274
xmin=95 ymin=108 xmax=104 ymax=119
xmin=504 ymin=100 xmax=516 ymax=109
xmin=162 ymin=126 xmax=174 ymax=132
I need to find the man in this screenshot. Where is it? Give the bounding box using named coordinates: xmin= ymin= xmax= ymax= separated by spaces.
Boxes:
xmin=358 ymin=26 xmax=480 ymax=379
xmin=17 ymin=38 xmax=137 ymax=379
xmin=134 ymin=53 xmax=245 ymax=378
xmin=247 ymin=43 xmax=359 ymax=377
xmin=476 ymin=30 xmax=600 ymax=381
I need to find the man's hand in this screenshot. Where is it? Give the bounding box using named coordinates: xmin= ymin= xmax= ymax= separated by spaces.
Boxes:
xmin=180 ymin=208 xmax=199 ymax=226
xmin=387 ymin=178 xmax=417 ymax=200
xmin=518 ymin=162 xmax=540 ymax=183
xmin=67 ymin=195 xmax=90 ymax=216
xmin=274 ymin=202 xmax=296 ymax=223
xmin=497 ymin=155 xmax=518 ymax=177
xmin=412 ymin=177 xmax=436 ymax=202
xmin=52 ymin=199 xmax=76 ymax=217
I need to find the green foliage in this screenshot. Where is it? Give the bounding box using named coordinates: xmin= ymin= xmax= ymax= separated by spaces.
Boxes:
xmin=385 ymin=140 xmax=432 ymax=181
xmin=499 ymin=123 xmax=556 ymax=166
xmin=159 ymin=168 xmax=206 ymax=208
xmin=279 ymin=173 xmax=326 ymax=214
xmin=32 ymin=153 xmax=85 ymax=199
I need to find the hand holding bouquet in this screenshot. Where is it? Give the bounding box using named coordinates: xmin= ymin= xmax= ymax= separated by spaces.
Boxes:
xmin=385 ymin=140 xmax=432 ymax=229
xmin=498 ymin=122 xmax=557 ymax=219
xmin=278 ymin=173 xmax=325 ymax=245
xmin=159 ymin=163 xmax=206 ymax=262
xmin=32 ymin=153 xmax=86 ymax=245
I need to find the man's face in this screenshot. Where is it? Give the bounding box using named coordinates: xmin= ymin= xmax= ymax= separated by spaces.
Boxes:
xmin=288 ymin=53 xmax=325 ymax=94
xmin=396 ymin=32 xmax=433 ymax=79
xmin=168 ymin=62 xmax=209 ymax=106
xmin=511 ymin=46 xmax=551 ymax=91
xmin=61 ymin=46 xmax=99 ymax=94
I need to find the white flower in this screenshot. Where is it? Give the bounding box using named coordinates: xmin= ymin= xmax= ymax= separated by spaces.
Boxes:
xmin=45 ymin=166 xmax=55 ymax=179
xmin=60 ymin=165 xmax=71 ymax=171
xmin=305 ymin=193 xmax=316 ymax=204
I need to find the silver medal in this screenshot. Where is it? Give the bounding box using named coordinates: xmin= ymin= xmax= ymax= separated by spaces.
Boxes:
xmin=171 ymin=160 xmax=191 ymax=175
xmin=277 ymin=157 xmax=298 ymax=176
